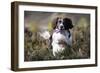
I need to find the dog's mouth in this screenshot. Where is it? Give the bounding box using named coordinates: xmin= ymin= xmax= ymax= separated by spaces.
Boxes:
xmin=60 ymin=26 xmax=64 ymax=30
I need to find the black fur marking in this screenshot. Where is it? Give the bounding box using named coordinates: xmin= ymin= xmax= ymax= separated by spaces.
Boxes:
xmin=63 ymin=18 xmax=73 ymax=30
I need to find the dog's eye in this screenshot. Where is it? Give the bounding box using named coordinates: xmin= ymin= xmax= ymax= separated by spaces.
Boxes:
xmin=58 ymin=21 xmax=62 ymax=23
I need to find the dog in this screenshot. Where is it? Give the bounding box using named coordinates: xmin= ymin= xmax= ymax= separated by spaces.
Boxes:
xmin=51 ymin=17 xmax=73 ymax=56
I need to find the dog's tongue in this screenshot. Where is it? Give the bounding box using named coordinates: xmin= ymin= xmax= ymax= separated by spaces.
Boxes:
xmin=55 ymin=29 xmax=64 ymax=33
xmin=55 ymin=29 xmax=60 ymax=33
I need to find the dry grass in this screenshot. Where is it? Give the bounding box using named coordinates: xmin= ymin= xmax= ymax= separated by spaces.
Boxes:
xmin=24 ymin=19 xmax=90 ymax=61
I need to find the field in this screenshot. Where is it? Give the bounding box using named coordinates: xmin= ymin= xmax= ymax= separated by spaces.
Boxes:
xmin=24 ymin=12 xmax=90 ymax=61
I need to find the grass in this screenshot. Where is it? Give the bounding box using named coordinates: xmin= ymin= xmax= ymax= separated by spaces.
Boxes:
xmin=24 ymin=18 xmax=90 ymax=61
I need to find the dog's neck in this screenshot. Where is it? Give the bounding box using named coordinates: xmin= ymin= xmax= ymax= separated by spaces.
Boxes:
xmin=54 ymin=29 xmax=61 ymax=33
xmin=54 ymin=28 xmax=69 ymax=33
xmin=53 ymin=28 xmax=71 ymax=38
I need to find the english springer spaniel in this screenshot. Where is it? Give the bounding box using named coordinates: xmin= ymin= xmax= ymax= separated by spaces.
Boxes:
xmin=51 ymin=17 xmax=73 ymax=56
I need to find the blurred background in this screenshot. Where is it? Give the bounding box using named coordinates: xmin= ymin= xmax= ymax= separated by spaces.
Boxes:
xmin=24 ymin=11 xmax=90 ymax=61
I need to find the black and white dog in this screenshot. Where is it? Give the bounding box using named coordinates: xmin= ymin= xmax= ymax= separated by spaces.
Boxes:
xmin=51 ymin=17 xmax=73 ymax=56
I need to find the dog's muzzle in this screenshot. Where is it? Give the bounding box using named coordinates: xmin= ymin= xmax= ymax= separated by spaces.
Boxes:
xmin=60 ymin=25 xmax=64 ymax=30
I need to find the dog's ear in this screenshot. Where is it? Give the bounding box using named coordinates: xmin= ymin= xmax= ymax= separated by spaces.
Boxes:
xmin=63 ymin=18 xmax=73 ymax=30
xmin=52 ymin=17 xmax=59 ymax=29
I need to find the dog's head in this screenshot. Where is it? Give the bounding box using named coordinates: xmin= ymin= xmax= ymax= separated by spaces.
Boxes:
xmin=52 ymin=17 xmax=73 ymax=30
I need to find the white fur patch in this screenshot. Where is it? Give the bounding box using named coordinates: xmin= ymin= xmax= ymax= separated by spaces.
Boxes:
xmin=52 ymin=30 xmax=72 ymax=56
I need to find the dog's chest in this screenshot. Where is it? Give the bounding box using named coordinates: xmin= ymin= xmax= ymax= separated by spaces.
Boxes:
xmin=52 ymin=30 xmax=72 ymax=47
xmin=52 ymin=31 xmax=72 ymax=56
xmin=52 ymin=31 xmax=68 ymax=42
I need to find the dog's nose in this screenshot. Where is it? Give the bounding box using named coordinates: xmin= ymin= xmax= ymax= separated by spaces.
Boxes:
xmin=60 ymin=26 xmax=64 ymax=29
xmin=61 ymin=26 xmax=63 ymax=28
